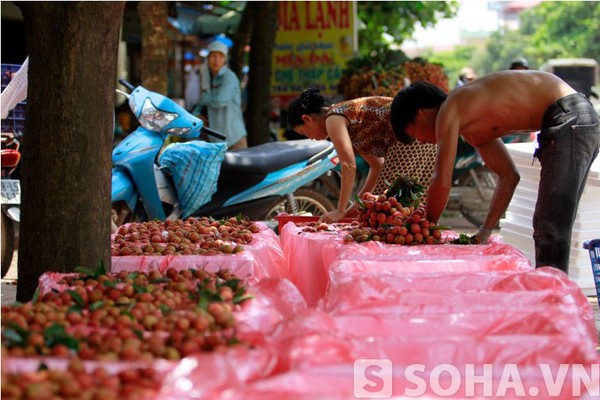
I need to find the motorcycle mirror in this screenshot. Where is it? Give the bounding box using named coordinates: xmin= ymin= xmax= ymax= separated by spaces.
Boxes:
xmin=118 ymin=79 xmax=135 ymax=91
xmin=201 ymin=127 xmax=227 ymax=141
xmin=115 ymin=89 xmax=130 ymax=99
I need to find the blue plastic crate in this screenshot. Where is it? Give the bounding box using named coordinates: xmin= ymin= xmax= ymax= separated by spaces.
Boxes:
xmin=583 ymin=239 xmax=600 ymax=307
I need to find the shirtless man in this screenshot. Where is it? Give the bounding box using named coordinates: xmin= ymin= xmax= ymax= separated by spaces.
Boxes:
xmin=390 ymin=71 xmax=600 ymax=272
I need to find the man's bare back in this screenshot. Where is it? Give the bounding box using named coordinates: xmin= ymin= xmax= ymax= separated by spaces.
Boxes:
xmin=441 ymin=71 xmax=577 ymax=146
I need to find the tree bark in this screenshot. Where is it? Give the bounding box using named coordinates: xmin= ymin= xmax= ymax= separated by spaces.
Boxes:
xmin=138 ymin=2 xmax=169 ymax=94
xmin=245 ymin=2 xmax=279 ymax=146
xmin=17 ymin=2 xmax=125 ymax=302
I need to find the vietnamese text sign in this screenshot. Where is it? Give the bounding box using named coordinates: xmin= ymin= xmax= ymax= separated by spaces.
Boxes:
xmin=272 ymin=1 xmax=357 ymax=107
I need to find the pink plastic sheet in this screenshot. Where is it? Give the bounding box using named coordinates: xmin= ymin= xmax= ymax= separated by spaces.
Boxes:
xmin=339 ymin=235 xmax=530 ymax=259
xmin=328 ymin=254 xmax=531 ymax=275
xmin=3 ymin=355 xmax=176 ymax=375
xmin=331 ymin=310 xmax=594 ymax=346
xmin=243 ymin=307 xmax=599 ymax=373
xmin=243 ymin=222 xmax=288 ymax=280
xmin=235 ymin=278 xmax=307 ymax=345
xmin=156 ymin=346 xmax=279 ymax=400
xmin=110 ymin=252 xmax=259 ymax=279
xmin=280 ymin=222 xmax=532 ymax=306
xmin=215 ymin=363 xmax=600 ymax=400
xmin=179 ymin=305 xmax=599 ymax=398
xmin=279 ymin=223 xmax=348 ymax=307
xmin=325 ymin=268 xmax=597 ymax=344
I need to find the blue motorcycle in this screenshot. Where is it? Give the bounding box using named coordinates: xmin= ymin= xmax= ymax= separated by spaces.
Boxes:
xmin=111 ymin=80 xmax=338 ymax=230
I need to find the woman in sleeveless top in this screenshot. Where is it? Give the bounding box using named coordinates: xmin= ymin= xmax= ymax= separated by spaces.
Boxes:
xmin=288 ymin=87 xmax=436 ymax=223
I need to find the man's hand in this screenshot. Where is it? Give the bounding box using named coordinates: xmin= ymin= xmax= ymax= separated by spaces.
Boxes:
xmin=474 ymin=226 xmax=493 ymax=244
xmin=320 ymin=210 xmax=345 ymax=223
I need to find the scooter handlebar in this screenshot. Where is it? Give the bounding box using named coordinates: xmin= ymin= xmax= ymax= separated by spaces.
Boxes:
xmin=118 ymin=79 xmax=135 ymax=91
xmin=201 ymin=127 xmax=227 ymax=141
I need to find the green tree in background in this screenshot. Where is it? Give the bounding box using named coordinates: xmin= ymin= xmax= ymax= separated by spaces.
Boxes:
xmin=357 ymin=1 xmax=458 ymax=56
xmin=425 ymin=45 xmax=478 ymax=88
xmin=423 ymin=2 xmax=599 ymax=80
xmin=473 ymin=28 xmax=533 ymax=73
xmin=472 ymin=1 xmax=599 ymax=75
xmin=520 ymin=1 xmax=600 ymax=64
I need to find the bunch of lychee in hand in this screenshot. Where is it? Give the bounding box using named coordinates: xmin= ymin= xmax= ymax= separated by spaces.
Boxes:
xmin=343 ymin=192 xmax=443 ymax=245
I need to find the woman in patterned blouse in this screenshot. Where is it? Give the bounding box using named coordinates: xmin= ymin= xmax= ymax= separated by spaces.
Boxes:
xmin=288 ymin=87 xmax=436 ymax=223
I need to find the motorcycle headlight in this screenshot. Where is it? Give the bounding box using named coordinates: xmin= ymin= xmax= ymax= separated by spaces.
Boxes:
xmin=138 ymin=98 xmax=179 ymax=131
xmin=166 ymin=127 xmax=191 ymax=136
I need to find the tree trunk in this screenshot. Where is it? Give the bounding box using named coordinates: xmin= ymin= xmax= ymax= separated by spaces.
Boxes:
xmin=138 ymin=2 xmax=169 ymax=94
xmin=17 ymin=2 xmax=125 ymax=302
xmin=230 ymin=4 xmax=254 ymax=80
xmin=245 ymin=2 xmax=279 ymax=146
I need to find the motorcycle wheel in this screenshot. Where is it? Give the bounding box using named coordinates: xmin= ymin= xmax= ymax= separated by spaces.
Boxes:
xmin=457 ymin=166 xmax=498 ymax=228
xmin=262 ymin=188 xmax=335 ymax=220
xmin=1 ymin=213 xmax=15 ymax=278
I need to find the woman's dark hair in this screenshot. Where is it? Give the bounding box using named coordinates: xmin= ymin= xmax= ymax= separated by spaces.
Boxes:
xmin=390 ymin=81 xmax=448 ymax=144
xmin=287 ymin=87 xmax=325 ymax=128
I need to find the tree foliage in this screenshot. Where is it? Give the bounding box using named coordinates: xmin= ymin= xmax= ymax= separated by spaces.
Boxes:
xmin=356 ymin=1 xmax=458 ymax=56
xmin=472 ymin=1 xmax=600 ymax=74
xmin=520 ymin=1 xmax=600 ymax=63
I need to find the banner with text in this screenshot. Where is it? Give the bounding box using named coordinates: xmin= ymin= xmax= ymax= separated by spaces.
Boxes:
xmin=272 ymin=1 xmax=357 ymax=109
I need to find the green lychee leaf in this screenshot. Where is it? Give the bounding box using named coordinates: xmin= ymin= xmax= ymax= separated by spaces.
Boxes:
xmin=31 ymin=288 xmax=40 ymax=305
xmin=120 ymin=310 xmax=134 ymax=320
xmin=67 ymin=305 xmax=83 ymax=314
xmin=90 ymin=301 xmax=105 ymax=311
xmin=2 ymin=328 xmax=24 ymax=345
xmin=150 ymin=278 xmax=170 ymax=284
xmin=232 ymin=294 xmax=254 ymax=304
xmin=43 ymin=324 xmax=79 ymax=350
xmin=159 ymin=304 xmax=172 ymax=315
xmin=127 ymin=272 xmax=140 ymax=280
xmin=103 ymin=280 xmax=117 ymax=288
xmin=221 ymin=278 xmax=240 ymax=290
xmin=354 ymin=194 xmax=365 ymax=209
xmin=74 ymin=266 xmax=95 ymax=277
xmin=94 ymin=261 xmax=107 ymax=276
xmin=66 ymin=290 xmax=85 ymax=307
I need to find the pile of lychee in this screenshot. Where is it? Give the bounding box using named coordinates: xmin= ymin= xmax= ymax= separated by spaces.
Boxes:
xmin=111 ymin=216 xmax=260 ymax=256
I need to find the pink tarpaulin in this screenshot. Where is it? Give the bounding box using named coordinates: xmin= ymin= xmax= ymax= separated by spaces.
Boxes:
xmin=210 ymin=363 xmax=600 ymax=400
xmin=279 ymin=222 xmax=532 ymax=306
xmin=155 ymin=305 xmax=600 ymax=399
xmin=236 ymin=278 xmax=307 ymax=345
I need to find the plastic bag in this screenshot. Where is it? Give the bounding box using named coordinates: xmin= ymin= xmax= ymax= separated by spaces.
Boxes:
xmin=159 ymin=141 xmax=227 ymax=217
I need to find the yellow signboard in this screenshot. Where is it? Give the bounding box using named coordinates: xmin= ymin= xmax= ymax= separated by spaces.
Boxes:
xmin=272 ymin=1 xmax=357 ymax=108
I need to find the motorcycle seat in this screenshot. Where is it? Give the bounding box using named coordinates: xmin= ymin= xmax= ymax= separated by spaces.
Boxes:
xmin=220 ymin=139 xmax=334 ymax=174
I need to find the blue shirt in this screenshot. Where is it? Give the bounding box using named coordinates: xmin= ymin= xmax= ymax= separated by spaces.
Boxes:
xmin=199 ymin=66 xmax=247 ymax=147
